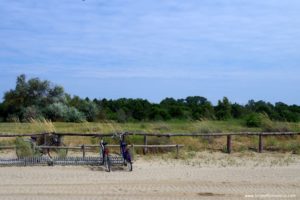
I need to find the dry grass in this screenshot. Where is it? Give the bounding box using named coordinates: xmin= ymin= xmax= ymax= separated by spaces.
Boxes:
xmin=0 ymin=120 xmax=299 ymax=134
xmin=0 ymin=120 xmax=299 ymax=155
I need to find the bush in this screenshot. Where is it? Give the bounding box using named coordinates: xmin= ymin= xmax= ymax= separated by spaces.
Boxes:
xmin=44 ymin=102 xmax=67 ymax=121
xmin=6 ymin=114 xmax=20 ymax=122
xmin=245 ymin=113 xmax=266 ymax=127
xmin=78 ymin=101 xmax=98 ymax=122
xmin=291 ymin=143 xmax=300 ymax=154
xmin=15 ymin=137 xmax=33 ymax=158
xmin=244 ymin=113 xmax=288 ymax=132
xmin=21 ymin=106 xmax=43 ymax=122
xmin=44 ymin=103 xmax=85 ymax=122
xmin=263 ymin=121 xmax=291 ymax=132
xmin=65 ymin=107 xmax=86 ymax=122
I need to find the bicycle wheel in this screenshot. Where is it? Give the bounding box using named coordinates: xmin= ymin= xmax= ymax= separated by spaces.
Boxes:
xmin=104 ymin=155 xmax=111 ymax=172
xmin=125 ymin=160 xmax=132 ymax=172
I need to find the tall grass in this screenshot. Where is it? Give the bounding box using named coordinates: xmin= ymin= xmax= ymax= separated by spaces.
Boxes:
xmin=0 ymin=120 xmax=299 ymax=155
xmin=0 ymin=119 xmax=299 ymax=134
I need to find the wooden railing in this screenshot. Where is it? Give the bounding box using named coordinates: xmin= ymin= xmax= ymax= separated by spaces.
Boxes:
xmin=37 ymin=144 xmax=184 ymax=159
xmin=0 ymin=131 xmax=299 ymax=154
xmin=0 ymin=144 xmax=184 ymax=160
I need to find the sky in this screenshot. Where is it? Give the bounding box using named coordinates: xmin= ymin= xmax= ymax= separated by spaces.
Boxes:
xmin=0 ymin=0 xmax=300 ymax=105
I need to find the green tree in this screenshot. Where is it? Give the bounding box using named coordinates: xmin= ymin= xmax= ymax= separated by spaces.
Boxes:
xmin=78 ymin=101 xmax=98 ymax=122
xmin=117 ymin=109 xmax=127 ymax=123
xmin=160 ymin=98 xmax=187 ymax=119
xmin=185 ymin=96 xmax=215 ymax=120
xmin=215 ymin=97 xmax=232 ymax=120
xmin=231 ymin=103 xmax=247 ymax=118
xmin=0 ymin=102 xmax=4 ymax=122
xmin=2 ymin=74 xmax=67 ymax=121
xmin=275 ymin=102 xmax=300 ymax=122
xmin=149 ymin=105 xmax=171 ymax=121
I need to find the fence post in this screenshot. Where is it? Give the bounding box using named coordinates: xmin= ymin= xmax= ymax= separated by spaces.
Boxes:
xmin=143 ymin=135 xmax=148 ymax=154
xmin=258 ymin=134 xmax=263 ymax=153
xmin=82 ymin=144 xmax=86 ymax=158
xmin=176 ymin=144 xmax=179 ymax=159
xmin=227 ymin=135 xmax=232 ymax=154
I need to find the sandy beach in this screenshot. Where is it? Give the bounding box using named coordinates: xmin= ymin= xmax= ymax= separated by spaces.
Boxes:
xmin=0 ymin=152 xmax=299 ymax=200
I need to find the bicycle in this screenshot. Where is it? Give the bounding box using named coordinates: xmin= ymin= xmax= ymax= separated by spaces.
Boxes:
xmin=113 ymin=132 xmax=133 ymax=171
xmin=25 ymin=134 xmax=68 ymax=159
xmin=100 ymin=139 xmax=111 ymax=172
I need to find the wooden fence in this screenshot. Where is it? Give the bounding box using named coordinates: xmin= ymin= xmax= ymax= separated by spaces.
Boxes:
xmin=0 ymin=144 xmax=184 ymax=160
xmin=37 ymin=144 xmax=184 ymax=160
xmin=0 ymin=131 xmax=299 ymax=154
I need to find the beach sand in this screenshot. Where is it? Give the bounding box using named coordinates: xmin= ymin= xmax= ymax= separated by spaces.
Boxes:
xmin=0 ymin=152 xmax=299 ymax=200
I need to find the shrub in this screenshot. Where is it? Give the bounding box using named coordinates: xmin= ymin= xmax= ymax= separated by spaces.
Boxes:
xmin=21 ymin=106 xmax=43 ymax=122
xmin=78 ymin=101 xmax=98 ymax=122
xmin=292 ymin=144 xmax=300 ymax=154
xmin=65 ymin=107 xmax=86 ymax=122
xmin=6 ymin=114 xmax=20 ymax=122
xmin=286 ymin=142 xmax=300 ymax=154
xmin=245 ymin=113 xmax=289 ymax=132
xmin=44 ymin=102 xmax=68 ymax=121
xmin=44 ymin=103 xmax=85 ymax=122
xmin=262 ymin=121 xmax=291 ymax=132
xmin=15 ymin=137 xmax=33 ymax=158
xmin=260 ymin=116 xmax=275 ymax=131
xmin=245 ymin=113 xmax=266 ymax=127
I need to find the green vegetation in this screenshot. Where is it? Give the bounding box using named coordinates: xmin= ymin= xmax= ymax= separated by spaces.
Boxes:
xmin=0 ymin=75 xmax=299 ymax=156
xmin=1 ymin=74 xmax=300 ymax=124
xmin=0 ymin=120 xmax=261 ymax=134
xmin=0 ymin=118 xmax=299 ymax=135
xmin=0 ymin=120 xmax=299 ymax=155
xmin=15 ymin=137 xmax=34 ymax=158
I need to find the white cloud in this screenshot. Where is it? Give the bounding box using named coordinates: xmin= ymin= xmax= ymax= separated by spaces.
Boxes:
xmin=70 ymin=66 xmax=300 ymax=81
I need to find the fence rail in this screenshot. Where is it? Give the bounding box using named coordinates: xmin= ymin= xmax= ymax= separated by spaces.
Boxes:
xmin=36 ymin=144 xmax=184 ymax=159
xmin=0 ymin=131 xmax=299 ymax=154
xmin=81 ymin=144 xmax=184 ymax=148
xmin=0 ymin=132 xmax=299 ymax=138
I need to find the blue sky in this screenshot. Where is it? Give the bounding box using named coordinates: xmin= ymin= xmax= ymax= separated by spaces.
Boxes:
xmin=0 ymin=0 xmax=299 ymax=105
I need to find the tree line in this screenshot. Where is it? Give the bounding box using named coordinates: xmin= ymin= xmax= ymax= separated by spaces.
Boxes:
xmin=0 ymin=75 xmax=299 ymax=124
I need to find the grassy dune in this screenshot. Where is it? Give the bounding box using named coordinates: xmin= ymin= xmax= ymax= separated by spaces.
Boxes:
xmin=1 ymin=119 xmax=300 ymax=134
xmin=0 ymin=120 xmax=299 ymax=155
